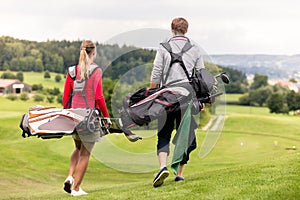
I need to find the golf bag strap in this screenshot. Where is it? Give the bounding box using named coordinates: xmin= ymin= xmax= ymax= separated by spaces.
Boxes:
xmin=161 ymin=41 xmax=194 ymax=84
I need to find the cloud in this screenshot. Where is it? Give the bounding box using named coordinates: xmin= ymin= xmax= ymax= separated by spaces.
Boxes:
xmin=0 ymin=0 xmax=299 ymax=54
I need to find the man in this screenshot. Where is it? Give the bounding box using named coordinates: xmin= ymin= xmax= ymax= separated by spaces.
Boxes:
xmin=150 ymin=17 xmax=205 ymax=187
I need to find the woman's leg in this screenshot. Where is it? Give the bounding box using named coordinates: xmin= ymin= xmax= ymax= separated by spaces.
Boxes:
xmin=64 ymin=139 xmax=81 ymax=193
xmin=72 ymin=142 xmax=94 ymax=191
xmin=68 ymin=139 xmax=81 ymax=177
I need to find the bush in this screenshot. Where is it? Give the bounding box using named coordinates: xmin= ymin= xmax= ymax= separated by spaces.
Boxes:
xmin=46 ymin=96 xmax=54 ymax=103
xmin=57 ymin=93 xmax=63 ymax=104
xmin=6 ymin=94 xmax=18 ymax=101
xmin=33 ymin=94 xmax=44 ymax=102
xmin=48 ymin=87 xmax=60 ymax=95
xmin=1 ymin=71 xmax=16 ymax=79
xmin=44 ymin=71 xmax=51 ymax=79
xmin=20 ymin=92 xmax=29 ymax=101
xmin=238 ymin=93 xmax=250 ymax=105
xmin=55 ymin=74 xmax=62 ymax=82
xmin=32 ymin=84 xmax=43 ymax=91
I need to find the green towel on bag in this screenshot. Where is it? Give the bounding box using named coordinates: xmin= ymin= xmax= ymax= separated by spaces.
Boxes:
xmin=171 ymin=99 xmax=193 ymax=175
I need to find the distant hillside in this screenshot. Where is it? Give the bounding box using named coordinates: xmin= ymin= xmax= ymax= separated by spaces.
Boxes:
xmin=210 ymin=54 xmax=300 ymax=80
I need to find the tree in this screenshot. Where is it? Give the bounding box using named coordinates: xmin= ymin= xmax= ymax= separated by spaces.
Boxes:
xmin=35 ymin=58 xmax=44 ymax=72
xmin=250 ymin=73 xmax=268 ymax=90
xmin=238 ymin=93 xmax=251 ymax=105
xmin=2 ymin=62 xmax=9 ymax=70
xmin=248 ymin=86 xmax=272 ymax=106
xmin=16 ymin=71 xmax=24 ymax=82
xmin=221 ymin=67 xmax=248 ymax=94
xmin=1 ymin=71 xmax=16 ymax=79
xmin=267 ymin=93 xmax=286 ymax=113
xmin=55 ymin=74 xmax=62 ymax=82
xmin=287 ymin=90 xmax=300 ymax=114
xmin=289 ymin=78 xmax=297 ymax=83
xmin=44 ymin=71 xmax=51 ymax=79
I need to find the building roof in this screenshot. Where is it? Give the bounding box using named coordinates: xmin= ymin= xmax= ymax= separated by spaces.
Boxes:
xmin=0 ymin=79 xmax=21 ymax=88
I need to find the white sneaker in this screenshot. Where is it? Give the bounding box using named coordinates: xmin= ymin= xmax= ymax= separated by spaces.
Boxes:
xmin=63 ymin=176 xmax=74 ymax=193
xmin=71 ymin=188 xmax=88 ymax=196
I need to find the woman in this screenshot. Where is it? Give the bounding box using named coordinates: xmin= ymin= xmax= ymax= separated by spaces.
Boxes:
xmin=62 ymin=40 xmax=110 ymax=196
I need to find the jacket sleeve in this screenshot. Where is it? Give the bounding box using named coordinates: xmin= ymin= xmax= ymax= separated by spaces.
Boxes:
xmin=151 ymin=46 xmax=166 ymax=84
xmin=94 ymin=68 xmax=110 ymax=118
xmin=193 ymin=45 xmax=205 ymax=70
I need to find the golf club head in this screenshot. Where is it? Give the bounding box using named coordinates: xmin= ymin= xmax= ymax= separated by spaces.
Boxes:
xmin=220 ymin=73 xmax=230 ymax=84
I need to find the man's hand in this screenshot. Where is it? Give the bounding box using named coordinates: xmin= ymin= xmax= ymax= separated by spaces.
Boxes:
xmin=150 ymin=82 xmax=159 ymax=89
xmin=200 ymin=103 xmax=205 ymax=111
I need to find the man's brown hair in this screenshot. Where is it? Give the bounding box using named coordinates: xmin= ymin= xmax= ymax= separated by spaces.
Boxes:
xmin=171 ymin=17 xmax=189 ymax=35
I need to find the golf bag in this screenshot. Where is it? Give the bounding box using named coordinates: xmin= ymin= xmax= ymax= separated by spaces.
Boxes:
xmin=19 ymin=106 xmax=107 ymax=139
xmin=118 ymin=69 xmax=227 ymax=130
xmin=19 ymin=105 xmax=142 ymax=141
xmin=119 ymin=85 xmax=192 ymax=129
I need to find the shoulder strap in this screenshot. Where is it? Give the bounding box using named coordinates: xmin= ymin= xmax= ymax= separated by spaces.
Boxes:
xmin=88 ymin=64 xmax=99 ymax=77
xmin=68 ymin=64 xmax=99 ymax=80
xmin=180 ymin=42 xmax=193 ymax=55
xmin=160 ymin=41 xmax=194 ymax=84
xmin=68 ymin=65 xmax=77 ymax=80
xmin=160 ymin=42 xmax=172 ymax=53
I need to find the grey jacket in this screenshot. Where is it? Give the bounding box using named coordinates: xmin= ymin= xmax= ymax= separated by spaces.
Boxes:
xmin=151 ymin=36 xmax=205 ymax=86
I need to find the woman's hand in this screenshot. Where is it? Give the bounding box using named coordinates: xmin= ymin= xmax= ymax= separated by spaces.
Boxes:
xmin=105 ymin=118 xmax=112 ymax=129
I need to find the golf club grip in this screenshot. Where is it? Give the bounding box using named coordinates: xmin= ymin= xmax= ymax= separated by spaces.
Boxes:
xmin=198 ymin=92 xmax=223 ymax=102
xmin=210 ymin=92 xmax=223 ymax=98
xmin=108 ymin=128 xmax=124 ymax=133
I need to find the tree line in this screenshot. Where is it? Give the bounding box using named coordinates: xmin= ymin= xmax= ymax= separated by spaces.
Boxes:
xmin=2 ymin=36 xmax=298 ymax=115
xmin=0 ymin=36 xmax=138 ymax=74
xmin=238 ymin=74 xmax=300 ymax=114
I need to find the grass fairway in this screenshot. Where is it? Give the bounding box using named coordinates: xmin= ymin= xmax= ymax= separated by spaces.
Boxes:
xmin=0 ymin=71 xmax=65 ymax=91
xmin=0 ymin=98 xmax=299 ymax=199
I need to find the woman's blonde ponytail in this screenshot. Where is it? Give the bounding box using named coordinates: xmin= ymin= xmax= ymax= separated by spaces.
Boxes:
xmin=78 ymin=40 xmax=96 ymax=81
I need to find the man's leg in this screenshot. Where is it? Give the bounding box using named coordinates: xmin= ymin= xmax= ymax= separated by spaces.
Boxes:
xmin=153 ymin=113 xmax=175 ymax=187
xmin=158 ymin=152 xmax=168 ymax=169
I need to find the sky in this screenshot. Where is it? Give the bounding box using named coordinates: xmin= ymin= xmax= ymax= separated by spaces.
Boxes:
xmin=0 ymin=0 xmax=299 ymax=55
